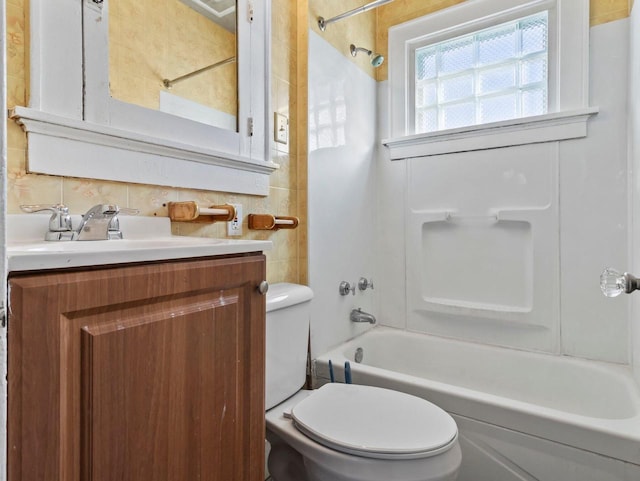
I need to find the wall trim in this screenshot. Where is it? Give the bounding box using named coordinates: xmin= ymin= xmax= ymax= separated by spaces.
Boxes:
xmin=11 ymin=107 xmax=277 ymax=195
xmin=383 ymin=107 xmax=598 ymax=160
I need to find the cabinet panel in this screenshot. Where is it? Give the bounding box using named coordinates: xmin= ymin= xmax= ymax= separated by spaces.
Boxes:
xmin=9 ymin=254 xmax=265 ymax=481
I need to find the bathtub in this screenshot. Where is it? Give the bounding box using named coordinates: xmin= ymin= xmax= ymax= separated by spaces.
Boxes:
xmin=313 ymin=327 xmax=640 ymax=481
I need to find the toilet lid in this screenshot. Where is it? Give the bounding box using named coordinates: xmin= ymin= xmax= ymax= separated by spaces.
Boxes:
xmin=290 ymin=383 xmax=458 ymax=460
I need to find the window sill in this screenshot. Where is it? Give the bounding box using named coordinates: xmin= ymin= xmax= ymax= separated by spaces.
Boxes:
xmin=382 ymin=107 xmax=599 ymax=160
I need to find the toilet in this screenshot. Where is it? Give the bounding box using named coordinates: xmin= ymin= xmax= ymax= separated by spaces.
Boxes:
xmin=265 ymin=283 xmax=462 ymax=481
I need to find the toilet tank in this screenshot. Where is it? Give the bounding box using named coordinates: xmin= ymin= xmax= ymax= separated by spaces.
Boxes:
xmin=266 ymin=283 xmax=314 ymax=410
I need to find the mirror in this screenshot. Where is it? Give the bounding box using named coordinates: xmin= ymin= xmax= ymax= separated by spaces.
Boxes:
xmin=109 ymin=0 xmax=238 ymax=131
xmin=16 ymin=0 xmax=274 ymax=195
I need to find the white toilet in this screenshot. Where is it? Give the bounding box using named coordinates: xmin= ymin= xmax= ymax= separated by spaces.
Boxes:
xmin=265 ymin=283 xmax=462 ymax=481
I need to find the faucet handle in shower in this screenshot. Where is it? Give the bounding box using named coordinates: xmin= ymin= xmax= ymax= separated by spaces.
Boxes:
xmin=358 ymin=277 xmax=374 ymax=291
xmin=339 ymin=281 xmax=356 ymax=296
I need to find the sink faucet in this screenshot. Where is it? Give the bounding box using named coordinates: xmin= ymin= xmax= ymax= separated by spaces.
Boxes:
xmin=76 ymin=204 xmax=139 ymax=240
xmin=350 ymin=308 xmax=376 ymax=324
xmin=20 ymin=203 xmax=139 ymax=241
xmin=20 ymin=204 xmax=76 ymax=241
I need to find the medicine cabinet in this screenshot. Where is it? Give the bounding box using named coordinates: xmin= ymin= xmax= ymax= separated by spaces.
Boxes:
xmin=11 ymin=0 xmax=276 ymax=195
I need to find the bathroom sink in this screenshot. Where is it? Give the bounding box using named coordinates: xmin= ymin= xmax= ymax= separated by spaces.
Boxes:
xmin=7 ymin=214 xmax=272 ymax=272
xmin=13 ymin=237 xmax=228 ymax=252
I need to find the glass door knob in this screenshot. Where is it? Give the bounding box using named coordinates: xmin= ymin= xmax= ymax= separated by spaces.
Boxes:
xmin=600 ymin=267 xmax=640 ymax=297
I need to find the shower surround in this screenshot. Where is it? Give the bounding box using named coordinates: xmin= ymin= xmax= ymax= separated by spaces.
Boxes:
xmin=374 ymin=17 xmax=631 ymax=365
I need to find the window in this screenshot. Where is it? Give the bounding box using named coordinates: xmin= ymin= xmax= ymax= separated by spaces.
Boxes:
xmin=385 ymin=0 xmax=596 ymax=158
xmin=414 ymin=12 xmax=548 ymax=133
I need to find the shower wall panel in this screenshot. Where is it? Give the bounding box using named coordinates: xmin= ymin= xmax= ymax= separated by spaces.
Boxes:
xmin=308 ymin=31 xmax=378 ymax=357
xmin=406 ymin=143 xmax=560 ymax=352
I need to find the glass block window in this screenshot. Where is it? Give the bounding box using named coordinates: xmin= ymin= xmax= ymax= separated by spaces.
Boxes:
xmin=414 ymin=12 xmax=548 ymax=134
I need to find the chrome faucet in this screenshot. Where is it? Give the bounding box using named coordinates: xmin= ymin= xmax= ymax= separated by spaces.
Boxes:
xmin=20 ymin=204 xmax=76 ymax=241
xmin=76 ymin=204 xmax=139 ymax=240
xmin=350 ymin=308 xmax=376 ymax=324
xmin=21 ymin=203 xmax=139 ymax=241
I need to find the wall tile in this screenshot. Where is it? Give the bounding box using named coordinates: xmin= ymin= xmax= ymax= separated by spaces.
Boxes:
xmin=62 ymin=178 xmax=129 ymax=214
xmin=271 ymin=152 xmax=297 ymax=190
xmin=267 ymin=259 xmax=299 ymax=284
xmin=7 ymin=148 xmax=63 ymax=212
xmin=273 ymin=38 xmax=292 ymax=84
xmin=591 ymin=0 xmax=630 ymax=25
xmin=6 ymin=3 xmax=25 ymax=85
xmin=7 ymin=121 xmax=26 ymax=151
xmin=173 ymin=221 xmax=225 ymax=239
xmin=128 ymin=183 xmax=178 ymax=217
xmin=7 ymin=75 xmax=26 ymax=107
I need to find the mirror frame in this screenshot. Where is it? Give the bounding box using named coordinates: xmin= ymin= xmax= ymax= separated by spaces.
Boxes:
xmin=12 ymin=0 xmax=276 ymax=196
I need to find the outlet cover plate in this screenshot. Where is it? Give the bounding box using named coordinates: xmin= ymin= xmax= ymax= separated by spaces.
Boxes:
xmin=227 ymin=203 xmax=242 ymax=236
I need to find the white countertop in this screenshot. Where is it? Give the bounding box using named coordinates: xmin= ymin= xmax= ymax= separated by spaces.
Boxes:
xmin=7 ymin=215 xmax=272 ymax=272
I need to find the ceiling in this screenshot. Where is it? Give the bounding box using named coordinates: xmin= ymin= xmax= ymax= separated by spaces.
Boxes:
xmin=180 ymin=0 xmax=236 ymax=33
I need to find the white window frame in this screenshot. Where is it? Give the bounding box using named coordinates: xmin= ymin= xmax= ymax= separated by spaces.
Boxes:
xmin=384 ymin=0 xmax=598 ymax=159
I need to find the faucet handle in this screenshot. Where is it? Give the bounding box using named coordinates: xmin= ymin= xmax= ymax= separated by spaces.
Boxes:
xmin=20 ymin=203 xmax=69 ymax=215
xmin=106 ymin=207 xmax=139 ymax=240
xmin=339 ymin=281 xmax=356 ymax=296
xmin=20 ymin=204 xmax=73 ymax=232
xmin=358 ymin=277 xmax=374 ymax=291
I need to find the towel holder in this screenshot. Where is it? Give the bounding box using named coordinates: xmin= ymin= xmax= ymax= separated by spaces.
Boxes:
xmin=248 ymin=214 xmax=299 ymax=231
xmin=167 ymin=201 xmax=236 ymax=223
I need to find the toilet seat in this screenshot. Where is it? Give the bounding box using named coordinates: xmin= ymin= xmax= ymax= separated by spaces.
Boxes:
xmin=290 ymin=383 xmax=458 ymax=460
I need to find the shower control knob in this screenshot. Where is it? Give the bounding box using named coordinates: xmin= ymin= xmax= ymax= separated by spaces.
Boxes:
xmin=339 ymin=281 xmax=355 ymax=296
xmin=258 ymin=281 xmax=269 ymax=295
xmin=358 ymin=277 xmax=374 ymax=291
xmin=600 ymin=267 xmax=640 ymax=297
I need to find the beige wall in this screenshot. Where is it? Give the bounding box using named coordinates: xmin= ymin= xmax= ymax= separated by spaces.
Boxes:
xmin=110 ymin=0 xmax=237 ymax=115
xmin=590 ymin=0 xmax=633 ymax=25
xmin=5 ymin=0 xmax=307 ymax=285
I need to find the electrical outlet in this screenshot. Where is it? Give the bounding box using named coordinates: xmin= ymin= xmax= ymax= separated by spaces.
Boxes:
xmin=274 ymin=113 xmax=288 ymax=144
xmin=227 ymin=204 xmax=242 ymax=236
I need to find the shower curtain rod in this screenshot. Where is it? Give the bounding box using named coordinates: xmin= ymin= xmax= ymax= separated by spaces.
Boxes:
xmin=317 ymin=0 xmax=394 ymax=31
xmin=163 ymin=56 xmax=236 ymax=89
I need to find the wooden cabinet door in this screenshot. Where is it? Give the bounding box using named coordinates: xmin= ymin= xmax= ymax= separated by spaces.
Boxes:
xmin=8 ymin=254 xmax=265 ymax=481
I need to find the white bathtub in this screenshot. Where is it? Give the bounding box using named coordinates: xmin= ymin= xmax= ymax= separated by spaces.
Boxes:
xmin=314 ymin=327 xmax=640 ymax=481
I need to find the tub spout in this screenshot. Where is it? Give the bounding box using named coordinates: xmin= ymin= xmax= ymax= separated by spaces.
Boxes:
xmin=350 ymin=308 xmax=376 ymax=324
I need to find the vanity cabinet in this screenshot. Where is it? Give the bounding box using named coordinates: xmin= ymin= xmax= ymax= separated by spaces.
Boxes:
xmin=8 ymin=253 xmax=266 ymax=481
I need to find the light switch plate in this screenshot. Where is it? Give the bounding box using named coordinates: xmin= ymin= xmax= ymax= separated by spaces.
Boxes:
xmin=274 ymin=113 xmax=288 ymax=144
